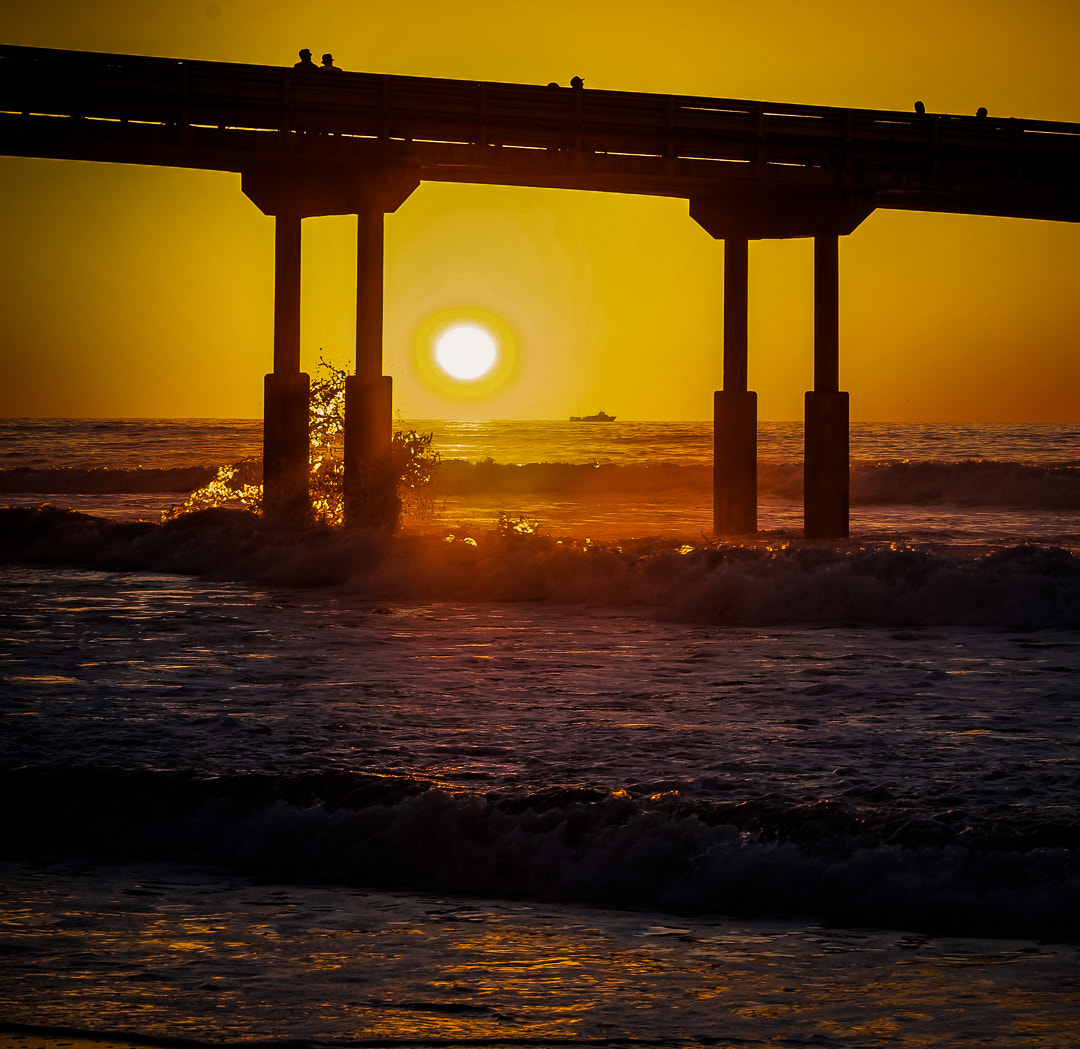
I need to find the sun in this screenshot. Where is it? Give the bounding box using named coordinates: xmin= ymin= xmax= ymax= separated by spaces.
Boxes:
xmin=412 ymin=308 xmax=518 ymax=401
xmin=434 ymin=323 xmax=499 ymax=381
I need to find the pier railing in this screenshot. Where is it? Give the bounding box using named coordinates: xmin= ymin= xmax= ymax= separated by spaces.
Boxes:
xmin=2 ymin=43 xmax=1078 ymax=219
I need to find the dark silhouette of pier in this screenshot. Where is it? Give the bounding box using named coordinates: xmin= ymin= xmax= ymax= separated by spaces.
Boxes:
xmin=3 ymin=44 xmax=1078 ymax=535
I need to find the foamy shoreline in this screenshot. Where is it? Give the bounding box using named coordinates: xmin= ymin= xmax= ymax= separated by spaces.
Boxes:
xmin=2 ymin=504 xmax=1078 ymax=627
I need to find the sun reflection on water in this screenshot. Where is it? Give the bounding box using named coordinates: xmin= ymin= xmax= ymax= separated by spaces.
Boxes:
xmin=2 ymin=869 xmax=1078 ymax=1045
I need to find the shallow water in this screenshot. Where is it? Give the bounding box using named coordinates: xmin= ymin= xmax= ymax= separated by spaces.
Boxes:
xmin=3 ymin=419 xmax=1078 ymax=549
xmin=3 ymin=563 xmax=1078 ymax=940
xmin=3 ymin=860 xmax=1079 ymax=1047
xmin=2 ymin=418 xmax=1079 ymax=1046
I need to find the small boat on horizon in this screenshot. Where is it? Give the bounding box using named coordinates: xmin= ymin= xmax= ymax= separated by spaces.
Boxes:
xmin=569 ymin=411 xmax=616 ymax=422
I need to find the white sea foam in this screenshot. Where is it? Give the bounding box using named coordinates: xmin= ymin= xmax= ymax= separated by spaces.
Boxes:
xmin=3 ymin=505 xmax=1077 ymax=627
xmin=3 ymin=763 xmax=1078 ymax=942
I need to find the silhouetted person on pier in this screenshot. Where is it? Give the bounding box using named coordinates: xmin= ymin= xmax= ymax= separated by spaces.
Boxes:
xmin=570 ymin=75 xmax=584 ymax=89
xmin=294 ymin=49 xmax=317 ymax=71
xmin=914 ymin=100 xmax=925 ymax=115
xmin=976 ymin=107 xmax=988 ymax=118
xmin=320 ymin=53 xmax=342 ymax=72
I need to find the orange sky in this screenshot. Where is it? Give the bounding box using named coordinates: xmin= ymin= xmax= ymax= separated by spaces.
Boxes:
xmin=0 ymin=0 xmax=1078 ymax=422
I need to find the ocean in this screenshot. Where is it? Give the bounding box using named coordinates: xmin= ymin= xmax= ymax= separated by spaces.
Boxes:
xmin=1 ymin=417 xmax=1079 ymax=1048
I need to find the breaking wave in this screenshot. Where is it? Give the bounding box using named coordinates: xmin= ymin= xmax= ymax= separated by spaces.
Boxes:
xmin=4 ymin=458 xmax=1079 ymax=508
xmin=2 ymin=764 xmax=1077 ymax=942
xmin=2 ymin=505 xmax=1078 ymax=628
xmin=0 ymin=465 xmax=216 ymax=493
xmin=442 ymin=458 xmax=1080 ymax=508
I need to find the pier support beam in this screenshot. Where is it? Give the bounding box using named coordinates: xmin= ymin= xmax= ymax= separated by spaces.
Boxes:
xmin=689 ymin=188 xmax=869 ymax=540
xmin=343 ymin=206 xmax=394 ymax=527
xmin=714 ymin=389 xmax=757 ymax=534
xmin=804 ymin=235 xmax=849 ymax=539
xmin=263 ymin=213 xmax=310 ymax=522
xmin=713 ymin=237 xmax=757 ymax=535
xmin=243 ymin=166 xmax=418 ymax=527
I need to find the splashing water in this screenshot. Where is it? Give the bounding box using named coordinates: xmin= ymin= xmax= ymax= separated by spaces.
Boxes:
xmin=161 ymin=360 xmax=439 ymax=528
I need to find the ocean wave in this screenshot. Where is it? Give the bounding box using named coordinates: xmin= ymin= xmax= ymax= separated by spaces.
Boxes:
xmin=850 ymin=459 xmax=1080 ymax=509
xmin=5 ymin=458 xmax=1078 ymax=509
xmin=2 ymin=764 xmax=1076 ymax=942
xmin=2 ymin=506 xmax=1078 ymax=628
xmin=439 ymin=458 xmax=1080 ymax=509
xmin=0 ymin=466 xmax=216 ymax=493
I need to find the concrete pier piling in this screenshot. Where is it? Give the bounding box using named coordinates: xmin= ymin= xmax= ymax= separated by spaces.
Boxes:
xmin=343 ymin=374 xmax=393 ymax=526
xmin=713 ymin=237 xmax=758 ymax=535
xmin=263 ymin=213 xmax=310 ymax=522
xmin=804 ymin=390 xmax=849 ymax=539
xmin=344 ymin=207 xmax=393 ymax=527
xmin=804 ymin=235 xmax=849 ymax=539
xmin=263 ymin=371 xmax=311 ymax=521
xmin=714 ymin=389 xmax=758 ymax=534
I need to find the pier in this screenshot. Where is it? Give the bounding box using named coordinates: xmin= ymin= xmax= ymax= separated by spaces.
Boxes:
xmin=2 ymin=44 xmax=1078 ymax=535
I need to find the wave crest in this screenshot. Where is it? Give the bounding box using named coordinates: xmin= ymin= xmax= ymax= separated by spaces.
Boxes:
xmin=3 ymin=765 xmax=1077 ymax=942
xmin=6 ymin=458 xmax=1078 ymax=509
xmin=2 ymin=506 xmax=1077 ymax=628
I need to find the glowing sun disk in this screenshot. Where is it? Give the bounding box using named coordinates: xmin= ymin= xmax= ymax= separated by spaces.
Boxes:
xmin=435 ymin=324 xmax=498 ymax=380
